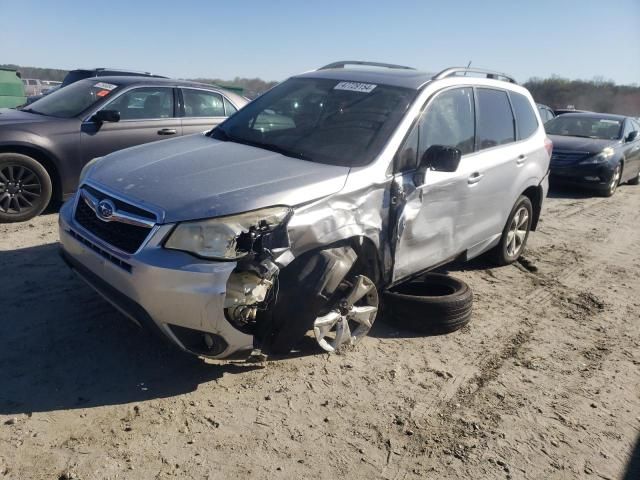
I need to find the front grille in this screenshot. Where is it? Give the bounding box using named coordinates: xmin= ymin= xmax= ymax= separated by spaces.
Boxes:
xmin=68 ymin=229 xmax=133 ymax=272
xmin=550 ymin=150 xmax=591 ymax=166
xmin=74 ymin=188 xmax=155 ymax=254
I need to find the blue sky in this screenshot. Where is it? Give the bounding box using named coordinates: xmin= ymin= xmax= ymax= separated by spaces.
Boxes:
xmin=2 ymin=0 xmax=639 ymax=84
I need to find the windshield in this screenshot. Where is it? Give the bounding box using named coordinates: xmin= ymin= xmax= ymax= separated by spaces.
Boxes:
xmin=210 ymin=77 xmax=417 ymax=166
xmin=22 ymin=79 xmax=120 ymax=118
xmin=545 ymin=116 xmax=622 ymax=140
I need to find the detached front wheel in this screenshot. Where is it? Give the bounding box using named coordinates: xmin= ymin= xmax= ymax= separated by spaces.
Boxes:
xmin=0 ymin=153 xmax=52 ymax=223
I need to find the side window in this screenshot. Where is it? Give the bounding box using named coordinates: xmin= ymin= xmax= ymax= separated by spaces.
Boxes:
xmin=623 ymin=120 xmax=639 ymax=140
xmin=105 ymin=87 xmax=174 ymax=120
xmin=418 ymin=87 xmax=475 ymax=158
xmin=394 ymin=87 xmax=475 ymax=172
xmin=394 ymin=122 xmax=419 ymax=172
xmin=538 ymin=107 xmax=550 ymax=124
xmin=544 ymin=108 xmax=555 ymax=124
xmin=224 ymin=97 xmax=238 ymax=116
xmin=183 ymin=89 xmax=225 ymax=117
xmin=476 ymin=88 xmax=515 ymax=150
xmin=510 ymin=92 xmax=538 ymax=139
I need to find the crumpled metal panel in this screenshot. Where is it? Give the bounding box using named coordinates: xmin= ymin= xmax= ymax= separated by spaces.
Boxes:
xmin=287 ymin=177 xmax=390 ymax=262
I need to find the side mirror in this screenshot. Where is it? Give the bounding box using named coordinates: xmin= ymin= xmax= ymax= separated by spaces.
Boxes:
xmin=422 ymin=145 xmax=462 ymax=172
xmin=413 ymin=145 xmax=462 ymax=185
xmin=626 ymin=130 xmax=638 ymax=142
xmin=92 ymin=109 xmax=120 ymax=123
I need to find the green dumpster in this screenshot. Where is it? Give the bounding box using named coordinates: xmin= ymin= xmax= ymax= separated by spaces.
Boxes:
xmin=0 ymin=68 xmax=27 ymax=108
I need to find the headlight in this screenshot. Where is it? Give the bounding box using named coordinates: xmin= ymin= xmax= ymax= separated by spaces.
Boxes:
xmin=165 ymin=206 xmax=291 ymax=260
xmin=79 ymin=157 xmax=102 ymax=184
xmin=580 ymin=147 xmax=615 ymax=164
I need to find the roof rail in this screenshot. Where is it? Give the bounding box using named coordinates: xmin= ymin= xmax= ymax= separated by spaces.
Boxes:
xmin=95 ymin=68 xmax=152 ymax=74
xmin=318 ymin=61 xmax=415 ymax=71
xmin=433 ymin=67 xmax=517 ymax=84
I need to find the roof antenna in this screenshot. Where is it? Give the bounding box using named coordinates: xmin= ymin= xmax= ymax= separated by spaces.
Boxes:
xmin=464 ymin=60 xmax=472 ymax=76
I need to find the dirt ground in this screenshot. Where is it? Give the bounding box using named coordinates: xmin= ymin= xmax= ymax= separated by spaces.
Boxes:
xmin=1 ymin=184 xmax=639 ymax=480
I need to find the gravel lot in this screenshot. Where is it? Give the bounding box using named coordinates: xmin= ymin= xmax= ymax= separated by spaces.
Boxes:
xmin=1 ymin=185 xmax=639 ymax=480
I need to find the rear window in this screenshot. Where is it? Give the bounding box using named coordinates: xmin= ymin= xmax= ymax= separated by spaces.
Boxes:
xmin=61 ymin=70 xmax=93 ymax=87
xmin=511 ymin=92 xmax=538 ymax=139
xmin=476 ymin=89 xmax=515 ymax=150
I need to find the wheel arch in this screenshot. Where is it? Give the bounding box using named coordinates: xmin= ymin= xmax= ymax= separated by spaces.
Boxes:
xmin=0 ymin=144 xmax=63 ymax=202
xmin=347 ymin=235 xmax=384 ymax=286
xmin=521 ymin=184 xmax=543 ymax=231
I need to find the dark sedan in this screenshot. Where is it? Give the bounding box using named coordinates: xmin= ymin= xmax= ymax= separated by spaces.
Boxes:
xmin=0 ymin=77 xmax=248 ymax=222
xmin=546 ymin=113 xmax=640 ymax=196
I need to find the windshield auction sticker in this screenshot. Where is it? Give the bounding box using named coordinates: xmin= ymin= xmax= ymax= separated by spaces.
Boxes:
xmin=334 ymin=81 xmax=377 ymax=93
xmin=93 ymin=82 xmax=118 ymax=91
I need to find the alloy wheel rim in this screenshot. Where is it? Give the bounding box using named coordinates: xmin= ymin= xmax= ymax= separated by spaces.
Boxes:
xmin=313 ymin=275 xmax=378 ymax=353
xmin=610 ymin=165 xmax=621 ymax=194
xmin=506 ymin=206 xmax=529 ymax=258
xmin=0 ymin=165 xmax=42 ymax=214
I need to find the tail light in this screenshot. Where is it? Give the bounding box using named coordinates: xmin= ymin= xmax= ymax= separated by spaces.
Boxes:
xmin=544 ymin=136 xmax=553 ymax=158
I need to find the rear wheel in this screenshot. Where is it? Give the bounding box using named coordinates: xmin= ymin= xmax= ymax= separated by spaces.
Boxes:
xmin=628 ymin=168 xmax=640 ymax=185
xmin=491 ymin=195 xmax=532 ymax=266
xmin=0 ymin=153 xmax=52 ymax=223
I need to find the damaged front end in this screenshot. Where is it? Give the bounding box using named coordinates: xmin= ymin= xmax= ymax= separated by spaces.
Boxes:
xmin=197 ymin=208 xmax=297 ymax=341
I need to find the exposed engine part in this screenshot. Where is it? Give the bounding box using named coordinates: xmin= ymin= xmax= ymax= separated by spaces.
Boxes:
xmin=224 ymin=260 xmax=280 ymax=333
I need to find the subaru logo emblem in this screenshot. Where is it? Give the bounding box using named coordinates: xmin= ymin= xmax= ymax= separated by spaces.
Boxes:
xmin=97 ymin=199 xmax=115 ymax=220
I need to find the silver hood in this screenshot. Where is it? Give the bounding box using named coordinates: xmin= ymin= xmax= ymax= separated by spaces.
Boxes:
xmin=88 ymin=133 xmax=350 ymax=223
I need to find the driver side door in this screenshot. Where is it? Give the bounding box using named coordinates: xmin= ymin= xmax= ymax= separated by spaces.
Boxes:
xmin=80 ymin=86 xmax=182 ymax=164
xmin=391 ymin=87 xmax=477 ymax=282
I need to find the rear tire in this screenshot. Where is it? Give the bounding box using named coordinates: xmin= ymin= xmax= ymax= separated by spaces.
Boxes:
xmin=628 ymin=169 xmax=640 ymax=185
xmin=0 ymin=153 xmax=52 ymax=223
xmin=491 ymin=195 xmax=533 ymax=266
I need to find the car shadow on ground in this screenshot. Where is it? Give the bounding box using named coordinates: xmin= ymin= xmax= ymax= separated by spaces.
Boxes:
xmin=0 ymin=242 xmax=262 ymax=416
xmin=547 ymin=183 xmax=599 ymax=199
xmin=624 ymin=434 xmax=640 ymax=480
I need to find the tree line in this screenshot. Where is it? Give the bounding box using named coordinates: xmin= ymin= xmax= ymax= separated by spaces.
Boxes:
xmin=0 ymin=64 xmax=278 ymax=99
xmin=3 ymin=64 xmax=639 ymax=113
xmin=524 ymin=77 xmax=640 ymax=116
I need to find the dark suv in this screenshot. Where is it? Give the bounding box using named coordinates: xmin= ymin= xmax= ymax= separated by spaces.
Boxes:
xmin=0 ymin=76 xmax=248 ymax=222
xmin=60 ymin=68 xmax=166 ymax=88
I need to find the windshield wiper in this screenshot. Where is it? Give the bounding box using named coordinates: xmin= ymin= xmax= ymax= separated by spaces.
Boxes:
xmin=21 ymin=107 xmax=45 ymax=116
xmin=210 ymin=127 xmax=311 ymax=160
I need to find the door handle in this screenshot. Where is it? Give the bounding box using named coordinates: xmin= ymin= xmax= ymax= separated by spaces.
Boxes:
xmin=157 ymin=128 xmax=177 ymax=135
xmin=468 ymin=172 xmax=484 ymax=185
xmin=516 ymin=154 xmax=527 ymax=166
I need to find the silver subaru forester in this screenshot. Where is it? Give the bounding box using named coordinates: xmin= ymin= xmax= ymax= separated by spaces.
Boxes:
xmin=59 ymin=61 xmax=551 ymax=359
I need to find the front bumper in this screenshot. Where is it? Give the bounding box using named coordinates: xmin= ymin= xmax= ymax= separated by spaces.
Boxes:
xmin=58 ymin=199 xmax=254 ymax=359
xmin=549 ymin=162 xmax=615 ymax=189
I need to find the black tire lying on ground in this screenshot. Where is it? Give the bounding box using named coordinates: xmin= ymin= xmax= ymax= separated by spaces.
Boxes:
xmin=384 ymin=273 xmax=473 ymax=334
